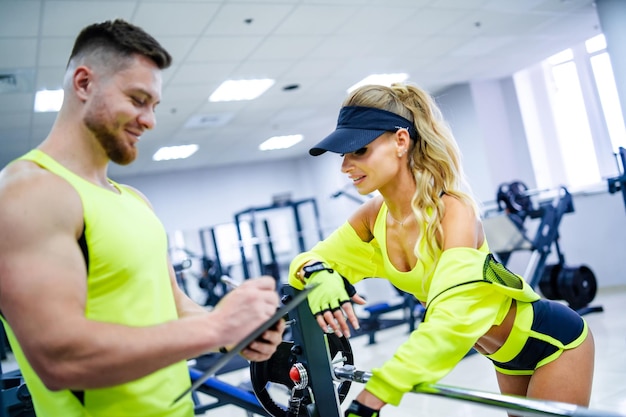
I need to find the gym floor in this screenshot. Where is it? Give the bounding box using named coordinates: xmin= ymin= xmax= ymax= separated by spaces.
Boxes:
xmin=2 ymin=285 xmax=625 ymax=416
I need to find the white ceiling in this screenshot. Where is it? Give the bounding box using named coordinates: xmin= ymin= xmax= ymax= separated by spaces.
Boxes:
xmin=0 ymin=0 xmax=601 ymax=179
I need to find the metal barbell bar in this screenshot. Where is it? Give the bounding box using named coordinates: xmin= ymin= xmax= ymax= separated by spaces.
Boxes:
xmin=334 ymin=365 xmax=625 ymax=417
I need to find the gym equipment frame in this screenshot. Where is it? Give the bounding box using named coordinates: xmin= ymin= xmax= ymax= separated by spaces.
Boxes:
xmin=608 ymin=146 xmax=626 ymax=214
xmin=491 ymin=185 xmax=602 ymax=314
xmin=188 ymin=368 xmax=271 ymax=416
xmin=355 ymin=288 xmax=423 ymax=345
xmin=234 ymin=198 xmax=324 ymax=280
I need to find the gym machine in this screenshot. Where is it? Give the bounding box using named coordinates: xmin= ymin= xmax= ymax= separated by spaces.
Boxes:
xmin=189 ymin=362 xmax=271 ymax=416
xmin=197 ymin=226 xmax=230 ymax=307
xmin=0 ymin=325 xmax=34 ymax=417
xmin=355 ymin=287 xmax=423 ymax=345
xmin=233 ymin=198 xmax=324 ymax=281
xmin=0 ymin=369 xmax=34 ymax=417
xmin=172 ymin=257 xmax=193 ymax=297
xmin=607 ymin=146 xmax=626 ymax=214
xmin=330 ymin=183 xmax=374 ymax=206
xmin=243 ymin=286 xmax=625 ymax=417
xmin=169 ymin=226 xmax=231 ymax=307
xmin=175 ymin=285 xmax=318 ymax=416
xmin=490 ymin=182 xmax=602 ymax=314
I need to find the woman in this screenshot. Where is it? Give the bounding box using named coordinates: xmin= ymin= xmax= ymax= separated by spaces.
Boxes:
xmin=288 ymin=83 xmax=594 ymax=417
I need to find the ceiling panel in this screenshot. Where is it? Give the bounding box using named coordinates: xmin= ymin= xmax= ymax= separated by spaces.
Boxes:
xmin=38 ymin=38 xmax=75 ymax=67
xmin=272 ymin=4 xmax=358 ymax=36
xmin=248 ymin=35 xmax=323 ymax=61
xmin=156 ymin=37 xmax=199 ymax=66
xmin=41 ymin=1 xmax=136 ymax=36
xmin=167 ymin=62 xmax=240 ymax=85
xmin=0 ymin=39 xmax=38 ymax=68
xmin=186 ymin=36 xmax=265 ymax=62
xmin=133 ymin=2 xmax=221 ymax=36
xmin=0 ymin=0 xmax=602 ymax=177
xmin=203 ymin=4 xmax=295 ymax=35
xmin=0 ymin=2 xmax=41 ymax=37
xmin=0 ymin=93 xmax=34 ymax=113
xmin=0 ymin=113 xmax=31 ymax=129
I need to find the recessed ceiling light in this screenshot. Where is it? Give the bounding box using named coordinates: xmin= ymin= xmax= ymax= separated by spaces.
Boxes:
xmin=153 ymin=144 xmax=199 ymax=161
xmin=347 ymin=73 xmax=409 ymax=93
xmin=209 ymin=79 xmax=275 ymax=102
xmin=259 ymin=134 xmax=303 ymax=151
xmin=34 ymin=89 xmax=64 ymax=112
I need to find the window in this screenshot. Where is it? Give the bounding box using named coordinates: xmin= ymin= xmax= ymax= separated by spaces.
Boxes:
xmin=586 ymin=35 xmax=626 ymax=152
xmin=514 ymin=34 xmax=625 ymax=191
xmin=548 ymin=55 xmax=600 ymax=188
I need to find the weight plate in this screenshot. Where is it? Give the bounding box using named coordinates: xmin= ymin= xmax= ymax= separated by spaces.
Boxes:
xmin=250 ymin=334 xmax=354 ymax=417
xmin=557 ymin=265 xmax=597 ymax=310
xmin=538 ymin=264 xmax=562 ymax=300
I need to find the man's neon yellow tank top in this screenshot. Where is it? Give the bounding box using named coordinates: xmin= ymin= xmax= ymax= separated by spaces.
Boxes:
xmin=2 ymin=150 xmax=194 ymax=417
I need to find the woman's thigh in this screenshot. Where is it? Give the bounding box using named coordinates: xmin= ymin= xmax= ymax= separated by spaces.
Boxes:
xmin=527 ymin=330 xmax=595 ymax=405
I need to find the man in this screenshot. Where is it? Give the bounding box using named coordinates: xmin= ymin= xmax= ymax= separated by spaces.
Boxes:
xmin=0 ymin=19 xmax=284 ymax=416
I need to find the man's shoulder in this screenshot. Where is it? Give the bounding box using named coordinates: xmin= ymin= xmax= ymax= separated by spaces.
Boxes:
xmin=0 ymin=158 xmax=81 ymax=223
xmin=0 ymin=158 xmax=66 ymax=195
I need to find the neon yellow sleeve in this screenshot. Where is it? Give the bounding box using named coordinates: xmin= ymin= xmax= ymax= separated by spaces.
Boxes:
xmin=364 ymin=247 xmax=532 ymax=406
xmin=365 ymin=283 xmax=506 ymax=405
xmin=288 ymin=221 xmax=382 ymax=289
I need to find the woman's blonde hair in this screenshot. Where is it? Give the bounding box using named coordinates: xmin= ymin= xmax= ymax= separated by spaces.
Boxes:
xmin=343 ymin=83 xmax=479 ymax=270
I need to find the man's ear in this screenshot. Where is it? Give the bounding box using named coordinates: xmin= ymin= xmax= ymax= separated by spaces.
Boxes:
xmin=73 ymin=66 xmax=92 ymax=102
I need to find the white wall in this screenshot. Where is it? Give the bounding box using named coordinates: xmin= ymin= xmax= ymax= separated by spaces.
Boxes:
xmin=121 ymin=155 xmax=360 ymax=240
xmin=436 ymin=79 xmax=536 ymax=203
xmin=121 ymin=159 xmax=311 ymax=234
xmin=436 ymin=83 xmax=494 ymax=202
xmin=559 ymin=190 xmax=626 ymax=288
xmin=472 ymin=78 xmax=535 ymax=191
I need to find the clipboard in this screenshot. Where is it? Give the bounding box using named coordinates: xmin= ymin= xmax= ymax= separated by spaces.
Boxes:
xmin=172 ymin=283 xmax=318 ymax=404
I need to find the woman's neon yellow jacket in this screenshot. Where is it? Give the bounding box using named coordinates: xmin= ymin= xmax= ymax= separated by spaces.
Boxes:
xmin=289 ymin=203 xmax=539 ymax=406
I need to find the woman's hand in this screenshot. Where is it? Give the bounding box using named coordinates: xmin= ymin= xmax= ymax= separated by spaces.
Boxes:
xmin=291 ymin=264 xmax=366 ymax=337
xmin=345 ymin=389 xmax=385 ymax=416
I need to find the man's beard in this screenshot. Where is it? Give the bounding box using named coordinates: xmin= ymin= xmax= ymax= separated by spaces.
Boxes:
xmin=85 ymin=114 xmax=137 ymax=166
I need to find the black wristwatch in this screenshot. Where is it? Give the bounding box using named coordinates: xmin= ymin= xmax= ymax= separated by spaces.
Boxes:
xmin=302 ymin=261 xmax=334 ymax=279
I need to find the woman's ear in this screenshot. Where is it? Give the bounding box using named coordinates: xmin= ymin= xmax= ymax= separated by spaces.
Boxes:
xmin=395 ymin=128 xmax=411 ymax=156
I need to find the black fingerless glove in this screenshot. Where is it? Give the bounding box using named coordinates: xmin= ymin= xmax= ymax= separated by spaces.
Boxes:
xmin=289 ymin=262 xmax=351 ymax=316
xmin=342 ymin=276 xmax=357 ymax=297
xmin=345 ymin=400 xmax=380 ymax=417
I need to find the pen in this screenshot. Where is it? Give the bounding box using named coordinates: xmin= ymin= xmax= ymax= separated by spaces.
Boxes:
xmin=220 ymin=275 xmax=240 ymax=289
xmin=220 ymin=275 xmax=295 ymax=328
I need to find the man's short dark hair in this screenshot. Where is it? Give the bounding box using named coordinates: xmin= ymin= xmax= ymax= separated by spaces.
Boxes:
xmin=68 ymin=19 xmax=172 ymax=70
